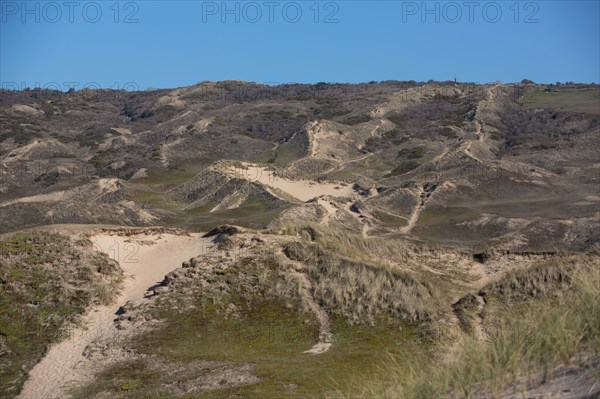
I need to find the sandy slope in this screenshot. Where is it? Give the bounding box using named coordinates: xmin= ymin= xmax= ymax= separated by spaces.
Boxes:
xmin=18 ymin=231 xmax=212 ymax=399
xmin=224 ymin=163 xmax=354 ymax=201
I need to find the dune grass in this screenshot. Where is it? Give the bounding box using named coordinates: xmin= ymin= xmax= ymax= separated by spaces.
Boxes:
xmin=71 ymin=250 xmax=424 ymax=399
xmin=338 ymin=255 xmax=600 ymax=398
xmin=523 ymin=88 xmax=600 ymax=114
xmin=0 ymin=231 xmax=122 ymax=398
xmin=276 ymin=224 xmax=473 ymax=324
xmin=64 ymin=224 xmax=598 ymax=398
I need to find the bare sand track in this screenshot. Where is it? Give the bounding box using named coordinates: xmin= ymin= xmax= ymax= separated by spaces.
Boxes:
xmin=18 ymin=229 xmax=212 ymax=399
xmin=278 ymin=249 xmax=333 ymax=355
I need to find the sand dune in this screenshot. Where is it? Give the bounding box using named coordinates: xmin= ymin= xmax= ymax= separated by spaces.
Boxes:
xmin=224 ymin=163 xmax=354 ymax=202
xmin=18 ymin=230 xmax=212 ymax=399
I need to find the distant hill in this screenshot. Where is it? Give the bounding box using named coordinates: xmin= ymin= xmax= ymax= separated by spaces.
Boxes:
xmin=1 ymin=81 xmax=598 ymax=250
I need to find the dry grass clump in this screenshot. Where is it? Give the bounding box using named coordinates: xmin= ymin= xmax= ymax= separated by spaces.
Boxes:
xmin=484 ymin=254 xmax=597 ymax=302
xmin=311 ymin=257 xmax=439 ymax=325
xmin=338 ymin=254 xmax=600 ymax=398
xmin=277 ymin=222 xmax=443 ymax=267
xmin=278 ymin=224 xmax=444 ymax=325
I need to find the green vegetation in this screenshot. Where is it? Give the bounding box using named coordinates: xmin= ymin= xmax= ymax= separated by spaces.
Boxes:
xmin=523 ymin=88 xmax=600 ymax=114
xmin=178 ymin=195 xmax=291 ymax=231
xmin=319 ymin=108 xmax=352 ymax=120
xmin=438 ymin=127 xmax=458 ymax=139
xmin=33 ymin=171 xmax=60 ymax=187
xmin=397 ymin=146 xmax=424 ymax=160
xmin=385 ymin=161 xmax=421 ymax=177
xmin=74 ymin=309 xmax=420 ymax=399
xmin=382 ymin=129 xmax=410 ymax=144
xmin=445 ymin=102 xmax=473 ymax=127
xmin=430 ymin=92 xmax=463 ymax=104
xmin=385 ymin=112 xmax=406 ymax=127
xmin=271 ymin=144 xmax=302 ymax=167
xmin=0 ymin=119 xmax=41 ymax=144
xmin=371 ymin=210 xmax=408 ymax=227
xmin=72 ymin=247 xmax=424 ymax=399
xmin=130 ymin=188 xmax=183 ymax=212
xmin=0 ymin=231 xmax=122 ymax=398
xmin=271 ymin=133 xmax=309 ymax=167
xmin=58 ymin=224 xmax=600 ymax=398
xmin=51 ymin=152 xmax=76 ymax=158
xmin=505 ymin=135 xmax=525 ymax=148
xmin=2 ymin=81 xmax=598 ymax=398
xmin=131 ymin=163 xmax=292 ymax=231
xmin=340 ymin=114 xmax=371 ymax=125
xmin=73 ymin=128 xmax=115 ymax=149
xmin=40 ymin=101 xmax=55 ymax=120
xmin=310 ymin=256 xmax=436 ymax=325
xmin=134 ymin=162 xmax=210 ymax=187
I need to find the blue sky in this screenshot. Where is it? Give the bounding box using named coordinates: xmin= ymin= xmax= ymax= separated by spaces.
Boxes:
xmin=1 ymin=1 xmax=599 ymax=89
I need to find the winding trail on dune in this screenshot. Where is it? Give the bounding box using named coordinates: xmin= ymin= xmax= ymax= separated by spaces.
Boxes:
xmin=317 ymin=198 xmax=337 ymax=226
xmin=278 ymin=249 xmax=333 ymax=355
xmin=400 ymin=85 xmax=503 ymax=236
xmin=18 ymin=231 xmax=212 ymax=399
xmin=400 ymin=186 xmax=425 ymax=235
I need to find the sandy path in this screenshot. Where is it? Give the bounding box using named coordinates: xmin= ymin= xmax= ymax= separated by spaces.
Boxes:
xmin=278 ymin=250 xmax=333 ymax=354
xmin=431 ymin=145 xmax=452 ymax=166
xmin=317 ymin=198 xmax=337 ymax=226
xmin=321 ymin=151 xmax=375 ymax=176
xmin=344 ymin=201 xmax=371 ymax=238
xmin=294 ymin=270 xmax=334 ymax=355
xmin=400 ymin=86 xmax=502 ymax=236
xmin=18 ymin=231 xmax=211 ymax=399
xmin=400 ymin=186 xmax=425 ymax=235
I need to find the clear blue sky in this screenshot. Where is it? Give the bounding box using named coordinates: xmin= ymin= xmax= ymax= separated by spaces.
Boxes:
xmin=1 ymin=1 xmax=599 ymax=89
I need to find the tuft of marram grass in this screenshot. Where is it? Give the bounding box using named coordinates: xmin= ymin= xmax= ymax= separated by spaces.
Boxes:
xmin=277 ymin=224 xmax=448 ymax=326
xmin=337 ymin=256 xmax=600 ymax=398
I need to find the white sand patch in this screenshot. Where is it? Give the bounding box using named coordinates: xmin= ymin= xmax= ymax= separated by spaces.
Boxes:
xmin=3 ymin=138 xmax=75 ymax=161
xmin=12 ymin=104 xmax=43 ymax=116
xmin=184 ymin=117 xmax=212 ymax=132
xmin=98 ymin=133 xmax=135 ymax=151
xmin=156 ymin=93 xmax=185 ymax=108
xmin=209 ymin=192 xmax=248 ymax=213
xmin=18 ymin=231 xmax=213 ymax=399
xmin=159 ymin=137 xmax=184 ymax=167
xmin=222 ymin=163 xmax=354 ymax=202
xmin=97 ymin=178 xmax=119 ymax=193
xmin=110 ymin=127 xmax=132 ymax=135
xmin=110 ymin=161 xmax=126 ymax=170
xmin=130 ymin=168 xmax=148 ymax=180
xmin=4 ymin=139 xmax=43 ymax=160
